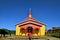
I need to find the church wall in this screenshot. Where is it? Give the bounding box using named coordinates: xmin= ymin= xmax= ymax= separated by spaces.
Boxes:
xmin=19 ymin=24 xmax=40 ymax=36
xmin=40 ymin=25 xmax=45 ymax=36
xmin=16 ymin=25 xmax=20 ymax=36
xmin=16 ymin=24 xmax=45 ymax=36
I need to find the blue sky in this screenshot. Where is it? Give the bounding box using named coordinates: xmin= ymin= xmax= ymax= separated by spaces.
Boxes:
xmin=0 ymin=0 xmax=60 ymax=30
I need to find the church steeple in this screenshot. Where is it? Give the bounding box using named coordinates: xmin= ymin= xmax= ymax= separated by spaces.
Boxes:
xmin=28 ymin=8 xmax=32 ymax=18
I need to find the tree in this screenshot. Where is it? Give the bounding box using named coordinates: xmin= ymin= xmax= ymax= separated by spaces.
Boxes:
xmin=0 ymin=29 xmax=8 ymax=37
xmin=0 ymin=28 xmax=15 ymax=37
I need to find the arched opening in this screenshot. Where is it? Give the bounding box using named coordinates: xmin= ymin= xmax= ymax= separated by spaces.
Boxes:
xmin=27 ymin=26 xmax=33 ymax=36
xmin=35 ymin=28 xmax=39 ymax=33
xmin=20 ymin=28 xmax=25 ymax=34
xmin=27 ymin=26 xmax=33 ymax=33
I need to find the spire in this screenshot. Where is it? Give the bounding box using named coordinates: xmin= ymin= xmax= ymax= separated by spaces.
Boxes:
xmin=28 ymin=8 xmax=32 ymax=18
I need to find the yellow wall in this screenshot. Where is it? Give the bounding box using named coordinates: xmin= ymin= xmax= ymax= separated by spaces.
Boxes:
xmin=16 ymin=25 xmax=20 ymax=36
xmin=38 ymin=25 xmax=45 ymax=36
xmin=40 ymin=25 xmax=45 ymax=36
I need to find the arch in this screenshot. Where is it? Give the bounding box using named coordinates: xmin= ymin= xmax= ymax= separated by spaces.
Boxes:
xmin=27 ymin=26 xmax=33 ymax=36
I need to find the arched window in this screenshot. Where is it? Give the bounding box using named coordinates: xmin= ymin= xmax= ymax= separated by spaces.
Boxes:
xmin=20 ymin=28 xmax=25 ymax=33
xmin=35 ymin=28 xmax=39 ymax=34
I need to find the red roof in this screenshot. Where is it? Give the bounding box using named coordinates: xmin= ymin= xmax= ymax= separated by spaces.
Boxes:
xmin=20 ymin=24 xmax=40 ymax=29
xmin=16 ymin=9 xmax=46 ymax=26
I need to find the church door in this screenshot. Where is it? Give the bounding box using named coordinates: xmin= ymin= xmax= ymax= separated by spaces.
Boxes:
xmin=27 ymin=26 xmax=33 ymax=36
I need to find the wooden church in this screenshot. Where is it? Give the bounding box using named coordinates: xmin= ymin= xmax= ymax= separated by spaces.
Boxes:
xmin=16 ymin=9 xmax=46 ymax=36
